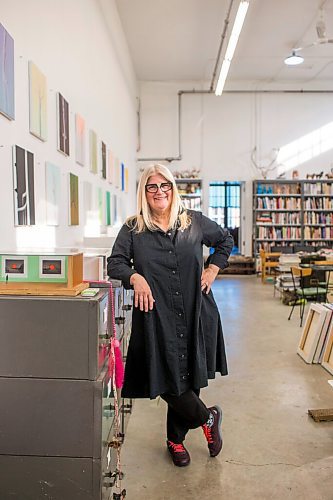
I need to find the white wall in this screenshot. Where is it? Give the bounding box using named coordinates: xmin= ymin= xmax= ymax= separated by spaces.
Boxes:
xmin=0 ymin=0 xmax=138 ymax=250
xmin=139 ymin=81 xmax=333 ymax=255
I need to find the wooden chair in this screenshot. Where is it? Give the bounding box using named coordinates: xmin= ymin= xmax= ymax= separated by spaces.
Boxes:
xmin=260 ymin=249 xmax=281 ymax=284
xmin=288 ymin=266 xmax=328 ymax=326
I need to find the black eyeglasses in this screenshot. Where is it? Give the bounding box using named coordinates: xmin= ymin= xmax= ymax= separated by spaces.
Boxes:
xmin=145 ymin=182 xmax=173 ymax=193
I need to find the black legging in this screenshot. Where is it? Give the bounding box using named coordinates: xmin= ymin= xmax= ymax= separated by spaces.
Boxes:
xmin=161 ymin=389 xmax=210 ymax=443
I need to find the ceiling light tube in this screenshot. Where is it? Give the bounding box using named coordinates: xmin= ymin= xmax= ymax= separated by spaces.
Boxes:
xmin=215 ymin=0 xmax=250 ymax=96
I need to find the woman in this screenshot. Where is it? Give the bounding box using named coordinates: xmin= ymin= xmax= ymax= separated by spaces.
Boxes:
xmin=107 ymin=164 xmax=233 ymax=467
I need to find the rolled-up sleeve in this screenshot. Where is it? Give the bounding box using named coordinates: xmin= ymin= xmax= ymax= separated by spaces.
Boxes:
xmin=107 ymin=224 xmax=137 ymax=289
xmin=201 ymin=213 xmax=234 ymax=270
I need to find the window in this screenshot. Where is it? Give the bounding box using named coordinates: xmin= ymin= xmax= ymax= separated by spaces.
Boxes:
xmin=209 ymin=181 xmax=241 ymax=253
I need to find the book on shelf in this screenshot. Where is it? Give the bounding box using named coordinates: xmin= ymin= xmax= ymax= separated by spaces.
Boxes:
xmin=175 ymin=178 xmax=202 ymax=211
xmin=253 ymin=179 xmax=333 ymax=254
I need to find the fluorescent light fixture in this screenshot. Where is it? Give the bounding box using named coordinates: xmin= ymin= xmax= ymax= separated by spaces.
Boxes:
xmin=284 ymin=50 xmax=304 ymax=66
xmin=215 ymin=0 xmax=250 ymax=96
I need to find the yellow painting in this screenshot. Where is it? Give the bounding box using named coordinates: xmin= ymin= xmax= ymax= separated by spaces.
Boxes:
xmin=89 ymin=130 xmax=98 ymax=174
xmin=29 ymin=61 xmax=47 ymax=141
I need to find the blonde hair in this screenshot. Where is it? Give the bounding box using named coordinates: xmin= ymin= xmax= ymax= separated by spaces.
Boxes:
xmin=126 ymin=164 xmax=191 ymax=233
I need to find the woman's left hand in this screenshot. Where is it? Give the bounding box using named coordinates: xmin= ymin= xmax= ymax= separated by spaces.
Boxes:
xmin=201 ymin=264 xmax=219 ymax=294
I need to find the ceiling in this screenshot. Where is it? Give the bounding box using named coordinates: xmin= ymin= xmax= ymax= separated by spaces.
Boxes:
xmin=115 ymin=0 xmax=333 ymax=86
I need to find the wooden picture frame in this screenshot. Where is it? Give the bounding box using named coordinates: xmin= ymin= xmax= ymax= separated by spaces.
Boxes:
xmin=313 ymin=305 xmax=333 ymax=363
xmin=297 ymin=303 xmax=328 ymax=363
xmin=322 ymin=321 xmax=333 ymax=375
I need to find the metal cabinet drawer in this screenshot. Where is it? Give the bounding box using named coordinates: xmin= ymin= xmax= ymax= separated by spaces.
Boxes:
xmin=0 ymin=455 xmax=110 ymax=500
xmin=0 ymin=368 xmax=114 ymax=459
xmin=0 ymin=290 xmax=121 ymax=380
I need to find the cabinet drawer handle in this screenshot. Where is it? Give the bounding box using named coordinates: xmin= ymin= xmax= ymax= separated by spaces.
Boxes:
xmin=115 ymin=317 xmax=125 ymax=325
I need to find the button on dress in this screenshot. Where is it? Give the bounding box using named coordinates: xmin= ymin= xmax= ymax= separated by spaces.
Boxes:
xmin=107 ymin=210 xmax=233 ymax=399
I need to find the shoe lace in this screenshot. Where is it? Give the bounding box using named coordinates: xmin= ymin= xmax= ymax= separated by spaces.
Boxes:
xmin=169 ymin=441 xmax=186 ymax=453
xmin=202 ymin=423 xmax=214 ymax=444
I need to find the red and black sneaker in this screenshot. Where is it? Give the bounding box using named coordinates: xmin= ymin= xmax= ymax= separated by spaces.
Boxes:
xmin=202 ymin=406 xmax=223 ymax=457
xmin=167 ymin=440 xmax=191 ymax=467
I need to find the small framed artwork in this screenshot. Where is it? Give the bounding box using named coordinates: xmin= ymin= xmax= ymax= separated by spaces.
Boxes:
xmin=108 ymin=150 xmax=113 ymax=184
xmin=297 ymin=304 xmax=328 ymax=363
xmin=75 ymin=114 xmax=85 ymax=166
xmin=113 ymin=194 xmax=117 ymax=223
xmin=57 ymin=93 xmax=70 ymax=156
xmin=101 ymin=141 xmax=107 ymax=179
xmin=69 ymin=173 xmax=79 ymax=225
xmin=45 ymin=162 xmax=61 ymax=226
xmin=83 ymin=181 xmax=96 ymax=227
xmin=97 ymin=187 xmax=103 ymax=225
xmin=29 ymin=61 xmax=47 ymax=141
xmin=114 ymin=157 xmax=120 ymax=189
xmin=12 ymin=145 xmax=35 ymax=226
xmin=322 ymin=321 xmax=333 ymax=375
xmin=121 ymin=162 xmax=125 ymax=191
xmin=125 ymin=167 xmax=129 ymax=193
xmin=0 ymin=23 xmax=15 ymax=120
xmin=89 ymin=130 xmax=98 ymax=174
xmin=106 ymin=191 xmax=112 ymax=226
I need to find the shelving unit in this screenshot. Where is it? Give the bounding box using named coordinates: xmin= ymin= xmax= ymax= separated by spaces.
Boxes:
xmin=253 ymin=180 xmax=333 ymax=254
xmin=303 ymin=181 xmax=333 ymax=245
xmin=175 ymin=178 xmax=202 ymax=211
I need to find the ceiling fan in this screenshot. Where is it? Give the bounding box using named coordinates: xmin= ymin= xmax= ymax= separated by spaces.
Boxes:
xmin=285 ymin=9 xmax=333 ymax=65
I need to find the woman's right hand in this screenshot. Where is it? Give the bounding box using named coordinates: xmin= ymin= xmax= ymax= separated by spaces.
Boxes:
xmin=130 ymin=273 xmax=155 ymax=312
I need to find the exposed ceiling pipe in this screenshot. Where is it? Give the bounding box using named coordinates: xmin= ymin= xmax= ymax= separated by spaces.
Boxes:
xmin=137 ymin=87 xmax=333 ymax=163
xmin=137 ymin=2 xmax=235 ymax=163
xmin=137 ymin=0 xmax=333 ymax=164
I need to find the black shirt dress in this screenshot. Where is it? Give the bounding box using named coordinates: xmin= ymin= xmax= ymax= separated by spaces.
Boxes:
xmin=107 ymin=210 xmax=233 ymax=399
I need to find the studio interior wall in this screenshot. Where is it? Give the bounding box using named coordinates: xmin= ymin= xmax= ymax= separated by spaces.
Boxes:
xmin=0 ymin=0 xmax=138 ymax=251
xmin=139 ymin=81 xmax=333 ymax=255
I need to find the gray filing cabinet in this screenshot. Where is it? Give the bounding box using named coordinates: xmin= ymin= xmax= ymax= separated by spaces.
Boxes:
xmin=0 ymin=282 xmax=133 ymax=500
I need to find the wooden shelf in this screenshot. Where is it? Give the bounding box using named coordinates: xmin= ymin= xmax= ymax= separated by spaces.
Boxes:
xmin=253 ymin=180 xmax=333 ymax=254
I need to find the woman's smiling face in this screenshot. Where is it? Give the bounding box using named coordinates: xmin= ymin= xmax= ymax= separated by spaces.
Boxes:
xmin=145 ymin=174 xmax=173 ymax=214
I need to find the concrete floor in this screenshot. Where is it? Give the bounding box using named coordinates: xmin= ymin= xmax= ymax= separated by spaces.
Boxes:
xmin=120 ymin=276 xmax=333 ymax=500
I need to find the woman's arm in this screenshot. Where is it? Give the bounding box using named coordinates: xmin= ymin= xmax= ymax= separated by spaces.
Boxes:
xmin=200 ymin=213 xmax=234 ymax=293
xmin=107 ymin=224 xmax=155 ymax=310
xmin=107 ymin=224 xmax=137 ymax=289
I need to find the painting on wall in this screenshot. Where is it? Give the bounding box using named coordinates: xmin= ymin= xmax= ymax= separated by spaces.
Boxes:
xmin=12 ymin=145 xmax=35 ymax=226
xmin=114 ymin=157 xmax=120 ymax=188
xmin=75 ymin=114 xmax=85 ymax=166
xmin=45 ymin=162 xmax=61 ymax=226
xmin=97 ymin=187 xmax=103 ymax=225
xmin=113 ymin=194 xmax=117 ymax=224
xmin=108 ymin=150 xmax=113 ymax=184
xmin=83 ymin=181 xmax=93 ymax=225
xmin=69 ymin=173 xmax=79 ymax=225
xmin=0 ymin=23 xmax=14 ymax=120
xmin=121 ymin=163 xmax=125 ymax=191
xmin=89 ymin=130 xmax=98 ymax=174
xmin=106 ymin=191 xmax=112 ymax=226
xmin=57 ymin=92 xmax=70 ymax=156
xmin=101 ymin=141 xmax=107 ymax=179
xmin=125 ymin=167 xmax=129 ymax=193
xmin=29 ymin=62 xmax=47 ymax=141
xmin=119 ymin=196 xmax=126 ymax=223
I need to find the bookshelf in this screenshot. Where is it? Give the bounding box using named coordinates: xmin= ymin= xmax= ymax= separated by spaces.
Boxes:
xmin=253 ymin=180 xmax=333 ymax=254
xmin=175 ymin=178 xmax=202 ymax=211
